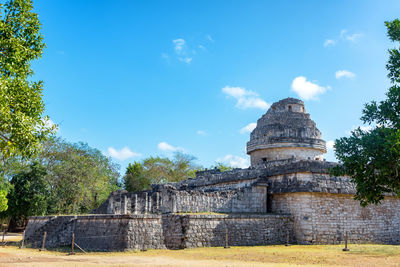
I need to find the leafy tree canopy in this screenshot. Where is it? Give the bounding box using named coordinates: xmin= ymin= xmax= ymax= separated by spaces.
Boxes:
xmin=333 ymin=19 xmax=400 ymax=206
xmin=1 ymin=137 xmax=121 ymax=218
xmin=123 ymin=153 xmax=234 ymax=192
xmin=123 ymin=152 xmax=200 ymax=192
xmin=38 ymin=137 xmax=120 ymax=214
xmin=4 ymin=161 xmax=49 ymax=220
xmin=0 ymin=0 xmax=55 ymax=159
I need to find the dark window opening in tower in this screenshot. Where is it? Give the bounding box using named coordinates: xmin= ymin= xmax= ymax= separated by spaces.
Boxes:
xmin=288 ymin=105 xmax=292 ymax=112
xmin=262 ymin=157 xmax=267 ymax=162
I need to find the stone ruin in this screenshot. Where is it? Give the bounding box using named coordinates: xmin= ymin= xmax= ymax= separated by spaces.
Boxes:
xmin=24 ymin=97 xmax=400 ymax=251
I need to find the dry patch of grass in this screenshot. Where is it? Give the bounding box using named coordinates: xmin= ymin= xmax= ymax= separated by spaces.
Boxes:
xmin=0 ymin=239 xmax=399 ymax=267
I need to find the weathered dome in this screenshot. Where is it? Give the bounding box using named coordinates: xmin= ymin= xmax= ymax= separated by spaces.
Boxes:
xmin=246 ymin=97 xmax=326 ymax=166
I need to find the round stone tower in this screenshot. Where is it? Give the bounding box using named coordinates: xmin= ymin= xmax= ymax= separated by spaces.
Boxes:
xmin=246 ymin=97 xmax=326 ymax=166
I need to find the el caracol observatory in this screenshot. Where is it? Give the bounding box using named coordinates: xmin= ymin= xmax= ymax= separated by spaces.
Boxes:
xmin=24 ymin=97 xmax=400 ymax=251
xmin=247 ymin=98 xmax=326 ymax=165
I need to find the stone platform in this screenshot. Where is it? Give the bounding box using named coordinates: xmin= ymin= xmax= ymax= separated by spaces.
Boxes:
xmin=25 ymin=213 xmax=293 ymax=251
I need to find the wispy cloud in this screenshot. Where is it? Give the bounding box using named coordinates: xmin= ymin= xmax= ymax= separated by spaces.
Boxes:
xmin=206 ymin=34 xmax=214 ymax=42
xmin=323 ymin=29 xmax=363 ymax=48
xmin=240 ymin=123 xmax=257 ymax=134
xmin=222 ymin=86 xmax=269 ymax=110
xmin=171 ymin=38 xmax=192 ymax=64
xmin=216 ymin=154 xmax=249 ymax=169
xmin=173 ymin=38 xmax=185 ymax=53
xmin=107 ymin=147 xmax=141 ymax=161
xmin=291 ymin=76 xmax=328 ymax=100
xmin=157 ymin=142 xmax=183 ymax=152
xmin=323 ymin=39 xmax=336 ymax=47
xmin=335 ymin=70 xmax=355 ymax=79
xmin=196 ymin=130 xmax=207 ymax=136
xmin=345 ymin=125 xmax=373 ymax=135
xmin=179 ymin=57 xmax=192 ymax=64
xmin=341 ymin=30 xmax=363 ymax=42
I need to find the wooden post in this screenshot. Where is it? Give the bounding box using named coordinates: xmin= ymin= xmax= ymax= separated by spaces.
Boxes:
xmin=224 ymin=225 xmax=230 ymax=249
xmin=285 ymin=229 xmax=291 ymax=246
xmin=1 ymin=229 xmax=6 ymax=246
xmin=123 ymin=195 xmax=128 ymax=215
xmin=74 ymin=242 xmax=87 ymax=254
xmin=70 ymin=233 xmax=75 ymax=255
xmin=343 ymin=231 xmax=349 ymax=251
xmin=134 ymin=194 xmax=138 ymax=214
xmin=19 ymin=230 xmax=25 ymax=249
xmin=144 ymin=193 xmax=148 ymax=214
xmin=39 ymin=231 xmax=47 ymax=251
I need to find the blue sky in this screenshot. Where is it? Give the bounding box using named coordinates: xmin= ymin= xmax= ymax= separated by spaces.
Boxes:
xmin=30 ymin=0 xmax=400 ymax=173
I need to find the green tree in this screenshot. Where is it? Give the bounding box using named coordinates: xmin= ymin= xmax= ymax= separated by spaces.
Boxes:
xmin=123 ymin=152 xmax=201 ymax=192
xmin=211 ymin=162 xmax=233 ymax=172
xmin=333 ymin=19 xmax=400 ymax=206
xmin=39 ymin=137 xmax=120 ymax=214
xmin=123 ymin=162 xmax=150 ymax=192
xmin=0 ymin=0 xmax=55 ymax=213
xmin=0 ymin=0 xmax=55 ymax=159
xmin=5 ymin=161 xmax=49 ymax=229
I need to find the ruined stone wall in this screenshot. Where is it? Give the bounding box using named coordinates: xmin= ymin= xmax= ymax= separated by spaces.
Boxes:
xmin=92 ymin=185 xmax=268 ymax=215
xmin=25 ymin=215 xmax=165 ymax=251
xmin=270 ymin=192 xmax=400 ymax=244
xmin=168 ymin=214 xmax=294 ymax=248
xmin=250 ymin=147 xmax=323 ymax=165
xmin=25 ymin=214 xmax=293 ymax=251
xmin=173 ymin=186 xmax=267 ymax=213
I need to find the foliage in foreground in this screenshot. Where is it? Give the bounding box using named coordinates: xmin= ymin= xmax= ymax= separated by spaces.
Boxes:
xmin=333 ymin=19 xmax=400 ymax=206
xmin=0 ymin=0 xmax=55 ymax=159
xmin=0 ymin=0 xmax=56 ymax=212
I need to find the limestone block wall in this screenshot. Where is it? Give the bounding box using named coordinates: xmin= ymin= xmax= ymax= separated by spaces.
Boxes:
xmin=173 ymin=186 xmax=267 ymax=213
xmin=172 ymin=214 xmax=294 ymax=248
xmin=92 ymin=185 xmax=268 ymax=215
xmin=25 ymin=214 xmax=294 ymax=251
xmin=250 ymin=147 xmax=323 ymax=165
xmin=25 ymin=215 xmax=165 ymax=251
xmin=270 ymin=192 xmax=400 ymax=244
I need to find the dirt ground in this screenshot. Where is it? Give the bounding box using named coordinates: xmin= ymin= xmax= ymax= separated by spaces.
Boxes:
xmin=0 ymin=234 xmax=400 ymax=267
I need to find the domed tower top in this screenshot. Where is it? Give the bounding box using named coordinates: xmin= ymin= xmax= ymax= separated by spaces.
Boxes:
xmin=246 ymin=97 xmax=326 ymax=166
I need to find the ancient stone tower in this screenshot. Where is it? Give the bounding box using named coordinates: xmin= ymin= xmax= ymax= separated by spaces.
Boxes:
xmin=246 ymin=97 xmax=326 ymax=166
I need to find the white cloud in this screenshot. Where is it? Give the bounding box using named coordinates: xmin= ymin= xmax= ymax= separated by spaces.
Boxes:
xmin=222 ymin=86 xmax=269 ymax=110
xmin=240 ymin=122 xmax=257 ymax=134
xmin=173 ymin=38 xmax=185 ymax=54
xmin=157 ymin=142 xmax=183 ymax=152
xmin=216 ymin=154 xmax=249 ymax=169
xmin=172 ymin=38 xmax=193 ymax=64
xmin=196 ymin=130 xmax=207 ymax=136
xmin=108 ymin=147 xmax=141 ymax=161
xmin=206 ymin=34 xmax=214 ymax=42
xmin=326 ymin=140 xmax=335 ymax=150
xmin=41 ymin=118 xmax=58 ymax=133
xmin=345 ymin=125 xmax=373 ymax=135
xmin=179 ymin=57 xmax=192 ymax=64
xmin=323 ymin=39 xmax=336 ymax=47
xmin=340 ymin=29 xmax=363 ymax=42
xmin=291 ymin=76 xmax=327 ymax=100
xmin=324 ymin=30 xmax=363 ymax=48
xmin=335 ymin=70 xmax=355 ymax=79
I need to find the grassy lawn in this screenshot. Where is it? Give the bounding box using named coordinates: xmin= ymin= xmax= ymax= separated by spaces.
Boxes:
xmin=0 ymin=234 xmax=399 ymax=266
